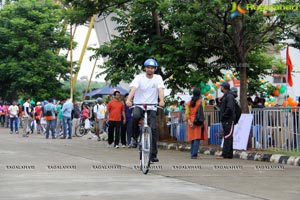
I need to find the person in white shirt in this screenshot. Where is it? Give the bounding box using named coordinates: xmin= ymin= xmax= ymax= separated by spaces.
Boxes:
xmin=8 ymin=101 xmax=19 ymax=134
xmin=93 ymin=97 xmax=106 ymax=141
xmin=126 ymin=58 xmax=165 ymax=163
xmin=22 ymin=98 xmax=31 ymax=137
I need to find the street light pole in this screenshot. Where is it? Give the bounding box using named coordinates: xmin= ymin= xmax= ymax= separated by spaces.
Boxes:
xmin=83 ymin=56 xmax=98 ymax=100
xmin=70 ymin=24 xmax=73 ymax=101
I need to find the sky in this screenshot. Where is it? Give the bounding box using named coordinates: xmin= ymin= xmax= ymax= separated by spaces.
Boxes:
xmin=64 ymin=25 xmax=105 ymax=82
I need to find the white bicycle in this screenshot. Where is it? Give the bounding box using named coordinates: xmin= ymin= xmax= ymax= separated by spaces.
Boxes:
xmin=133 ymin=104 xmax=161 ymax=174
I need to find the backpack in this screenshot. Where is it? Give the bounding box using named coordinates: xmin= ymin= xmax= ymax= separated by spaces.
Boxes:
xmin=234 ymin=100 xmax=241 ymax=125
xmin=44 ymin=105 xmax=52 ymax=117
xmin=193 ymin=103 xmax=205 ymax=126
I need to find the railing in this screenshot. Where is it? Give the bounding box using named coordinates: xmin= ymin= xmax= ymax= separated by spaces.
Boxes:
xmin=251 ymin=107 xmax=300 ymax=152
xmin=168 ymin=107 xmax=300 ymax=152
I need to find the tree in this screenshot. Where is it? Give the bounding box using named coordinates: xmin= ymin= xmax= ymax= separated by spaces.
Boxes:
xmin=91 ymin=1 xmax=221 ymax=96
xmin=61 ymin=80 xmax=105 ymax=100
xmin=159 ymin=0 xmax=299 ymax=112
xmin=64 ymin=0 xmax=300 ymax=111
xmin=0 ymin=0 xmax=71 ymax=101
xmin=63 ymin=0 xmax=132 ymax=24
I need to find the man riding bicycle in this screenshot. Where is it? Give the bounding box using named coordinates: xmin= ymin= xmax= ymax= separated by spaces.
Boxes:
xmin=126 ymin=58 xmax=165 ymax=163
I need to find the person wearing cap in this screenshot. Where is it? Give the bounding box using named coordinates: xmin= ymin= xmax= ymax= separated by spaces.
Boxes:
xmin=93 ymin=97 xmax=106 ymax=141
xmin=217 ymin=82 xmax=236 ymax=159
xmin=231 ymin=87 xmax=238 ymax=98
xmin=72 ymin=100 xmax=81 ymax=137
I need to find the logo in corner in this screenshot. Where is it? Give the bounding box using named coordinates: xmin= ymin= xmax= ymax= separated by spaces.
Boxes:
xmin=230 ymin=2 xmax=246 ymax=19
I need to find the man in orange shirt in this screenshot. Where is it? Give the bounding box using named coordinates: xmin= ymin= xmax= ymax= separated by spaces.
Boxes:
xmin=105 ymin=91 xmax=126 ymax=148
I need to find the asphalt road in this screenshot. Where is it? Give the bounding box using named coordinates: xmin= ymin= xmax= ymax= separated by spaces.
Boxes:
xmin=0 ymin=127 xmax=299 ymax=200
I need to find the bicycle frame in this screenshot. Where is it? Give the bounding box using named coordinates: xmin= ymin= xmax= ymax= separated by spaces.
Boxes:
xmin=133 ymin=104 xmax=158 ymax=174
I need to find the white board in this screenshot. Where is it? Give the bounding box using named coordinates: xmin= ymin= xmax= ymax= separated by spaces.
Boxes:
xmin=233 ymin=114 xmax=253 ymax=150
xmin=221 ymin=114 xmax=253 ymax=150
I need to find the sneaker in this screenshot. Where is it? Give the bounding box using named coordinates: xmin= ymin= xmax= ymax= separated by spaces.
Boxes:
xmin=129 ymin=138 xmax=137 ymax=148
xmin=15 ymin=131 xmax=19 ymax=134
xmin=191 ymin=156 xmax=202 ymax=159
xmin=216 ymin=156 xmax=232 ymax=159
xmin=150 ymin=157 xmax=159 ymax=163
xmin=115 ymin=145 xmax=119 ymax=149
xmin=107 ymin=144 xmax=114 ymax=148
xmin=122 ymin=145 xmax=126 ymax=148
xmin=10 ymin=131 xmax=13 ymax=134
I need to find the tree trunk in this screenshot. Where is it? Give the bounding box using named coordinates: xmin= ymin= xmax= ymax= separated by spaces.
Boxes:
xmin=152 ymin=9 xmax=166 ymax=140
xmin=232 ymin=16 xmax=252 ymax=148
xmin=239 ymin=63 xmax=248 ymax=113
xmin=157 ymin=109 xmax=171 ymax=141
xmin=152 ymin=10 xmax=161 ymax=36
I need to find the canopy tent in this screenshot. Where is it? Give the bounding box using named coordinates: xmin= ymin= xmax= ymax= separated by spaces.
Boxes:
xmin=85 ymin=85 xmax=129 ymax=97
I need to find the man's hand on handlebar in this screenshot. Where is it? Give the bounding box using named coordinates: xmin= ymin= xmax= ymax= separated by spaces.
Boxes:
xmin=158 ymin=101 xmax=165 ymax=107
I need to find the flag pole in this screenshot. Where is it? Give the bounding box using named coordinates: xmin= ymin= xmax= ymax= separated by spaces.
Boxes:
xmin=286 ymin=45 xmax=288 ymax=95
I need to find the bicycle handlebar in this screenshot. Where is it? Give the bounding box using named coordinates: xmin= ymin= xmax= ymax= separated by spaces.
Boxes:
xmin=131 ymin=104 xmax=163 ymax=110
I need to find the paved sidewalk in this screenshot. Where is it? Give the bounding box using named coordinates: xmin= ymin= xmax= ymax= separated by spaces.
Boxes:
xmin=158 ymin=142 xmax=300 ymax=166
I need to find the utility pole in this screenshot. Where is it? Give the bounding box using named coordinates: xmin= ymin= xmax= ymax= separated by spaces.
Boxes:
xmin=70 ymin=24 xmax=73 ymax=100
xmin=72 ymin=15 xmax=96 ymax=90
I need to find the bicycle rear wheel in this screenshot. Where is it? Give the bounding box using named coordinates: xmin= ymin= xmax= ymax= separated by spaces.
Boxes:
xmin=74 ymin=123 xmax=85 ymax=137
xmin=140 ymin=127 xmax=152 ymax=174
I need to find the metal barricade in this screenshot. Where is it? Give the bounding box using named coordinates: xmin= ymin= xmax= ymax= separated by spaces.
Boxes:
xmin=168 ymin=106 xmax=300 ymax=152
xmin=251 ymin=107 xmax=300 ymax=152
xmin=169 ymin=111 xmax=187 ymax=142
xmin=204 ymin=110 xmax=221 ymax=145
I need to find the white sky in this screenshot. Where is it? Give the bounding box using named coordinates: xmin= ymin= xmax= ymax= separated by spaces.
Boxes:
xmin=63 ymin=25 xmax=105 ymax=82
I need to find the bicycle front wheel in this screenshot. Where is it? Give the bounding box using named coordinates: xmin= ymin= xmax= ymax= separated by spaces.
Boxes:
xmin=140 ymin=127 xmax=152 ymax=174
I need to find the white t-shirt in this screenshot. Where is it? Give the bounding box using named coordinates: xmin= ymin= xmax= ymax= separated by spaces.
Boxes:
xmin=93 ymin=104 xmax=106 ymax=119
xmin=9 ymin=105 xmax=19 ymax=117
xmin=130 ymin=73 xmax=165 ymax=110
xmin=23 ymin=102 xmax=31 ymax=117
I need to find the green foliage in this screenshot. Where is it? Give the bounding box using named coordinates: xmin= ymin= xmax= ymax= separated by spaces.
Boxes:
xmin=0 ymin=0 xmax=71 ymax=101
xmin=61 ymin=80 xmax=105 ymax=100
xmin=64 ymin=0 xmax=300 ymax=103
xmin=92 ymin=0 xmax=216 ymax=96
xmin=63 ymin=0 xmax=131 ymax=24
